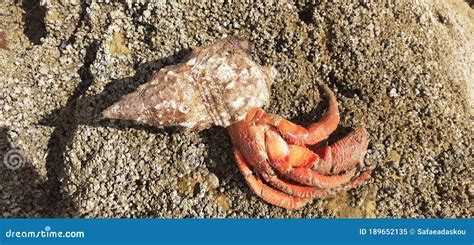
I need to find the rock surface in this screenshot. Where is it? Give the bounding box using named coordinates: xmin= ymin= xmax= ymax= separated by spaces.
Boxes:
xmin=0 ymin=0 xmax=472 ymax=218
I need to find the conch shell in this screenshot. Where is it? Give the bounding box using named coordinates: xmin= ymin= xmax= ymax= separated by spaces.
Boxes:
xmin=103 ymin=36 xmax=276 ymax=131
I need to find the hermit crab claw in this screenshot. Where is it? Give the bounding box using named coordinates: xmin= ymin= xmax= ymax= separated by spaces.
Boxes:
xmin=227 ymin=84 xmax=374 ymax=209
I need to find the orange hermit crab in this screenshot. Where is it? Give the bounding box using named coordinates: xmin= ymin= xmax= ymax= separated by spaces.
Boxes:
xmin=103 ymin=36 xmax=374 ymax=209
xmin=227 ymin=86 xmax=373 ymax=209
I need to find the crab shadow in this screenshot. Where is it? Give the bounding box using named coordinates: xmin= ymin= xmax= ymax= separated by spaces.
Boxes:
xmin=37 ymin=43 xmax=198 ymax=216
xmin=0 ymin=126 xmax=74 ymax=217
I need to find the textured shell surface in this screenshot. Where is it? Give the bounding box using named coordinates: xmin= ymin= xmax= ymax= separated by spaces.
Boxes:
xmin=103 ymin=36 xmax=276 ymax=131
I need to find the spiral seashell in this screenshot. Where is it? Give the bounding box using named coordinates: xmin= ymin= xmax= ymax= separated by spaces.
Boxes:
xmin=103 ymin=36 xmax=276 ymax=131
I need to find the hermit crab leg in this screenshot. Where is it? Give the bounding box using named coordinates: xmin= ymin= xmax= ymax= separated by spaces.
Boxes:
xmin=314 ymin=127 xmax=369 ymax=175
xmin=228 ymin=118 xmax=329 ymax=199
xmin=264 ymin=175 xmax=331 ymax=198
xmin=262 ymin=132 xmax=373 ymax=198
xmin=265 ymin=129 xmax=360 ymax=189
xmin=266 ymin=164 xmax=373 ymax=199
xmin=262 ymin=84 xmax=340 ymax=146
xmin=234 ymin=149 xmax=311 ymax=209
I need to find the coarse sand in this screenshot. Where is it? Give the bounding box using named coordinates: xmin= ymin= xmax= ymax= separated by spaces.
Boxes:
xmin=0 ymin=0 xmax=472 ymax=218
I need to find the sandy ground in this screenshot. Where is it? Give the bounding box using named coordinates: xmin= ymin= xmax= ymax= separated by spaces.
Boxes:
xmin=0 ymin=0 xmax=473 ymax=218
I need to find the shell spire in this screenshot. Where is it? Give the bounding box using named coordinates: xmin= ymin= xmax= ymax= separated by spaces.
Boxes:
xmin=103 ymin=36 xmax=276 ymax=131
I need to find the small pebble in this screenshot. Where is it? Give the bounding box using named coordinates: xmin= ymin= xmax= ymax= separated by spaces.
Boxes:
xmin=207 ymin=173 xmax=220 ymax=188
xmin=388 ymin=88 xmax=398 ymax=98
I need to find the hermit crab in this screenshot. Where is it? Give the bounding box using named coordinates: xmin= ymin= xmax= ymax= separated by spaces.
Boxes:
xmin=103 ymin=36 xmax=374 ymax=209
